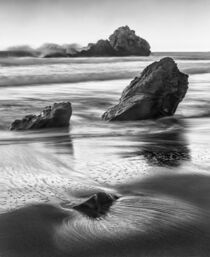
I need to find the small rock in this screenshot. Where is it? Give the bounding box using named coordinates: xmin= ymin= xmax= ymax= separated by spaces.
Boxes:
xmin=73 ymin=192 xmax=119 ymax=218
xmin=10 ymin=102 xmax=72 ymax=130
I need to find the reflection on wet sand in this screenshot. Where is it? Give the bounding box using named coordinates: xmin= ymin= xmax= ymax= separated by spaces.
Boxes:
xmin=138 ymin=117 xmax=191 ymax=167
xmin=41 ymin=128 xmax=74 ymax=156
xmin=1 ymin=173 xmax=210 ymax=257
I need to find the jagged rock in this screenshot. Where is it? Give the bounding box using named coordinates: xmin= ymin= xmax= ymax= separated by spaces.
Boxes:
xmin=109 ymin=25 xmax=151 ymax=56
xmin=77 ymin=39 xmax=116 ymax=57
xmin=102 ymin=57 xmax=188 ymax=121
xmin=10 ymin=102 xmax=72 ymax=130
xmin=73 ymin=192 xmax=119 ymax=218
xmin=74 ymin=26 xmax=151 ymax=57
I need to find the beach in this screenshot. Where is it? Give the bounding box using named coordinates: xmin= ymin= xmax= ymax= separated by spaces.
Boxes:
xmin=1 ymin=53 xmax=210 ymax=256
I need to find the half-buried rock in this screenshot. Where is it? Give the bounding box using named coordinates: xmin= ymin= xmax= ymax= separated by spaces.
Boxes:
xmin=73 ymin=192 xmax=119 ymax=218
xmin=10 ymin=102 xmax=72 ymax=130
xmin=102 ymin=57 xmax=188 ymax=121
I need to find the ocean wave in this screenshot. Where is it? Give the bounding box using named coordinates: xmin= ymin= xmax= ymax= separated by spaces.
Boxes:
xmin=1 ymin=57 xmax=210 ymax=87
xmin=182 ymin=66 xmax=210 ymax=75
xmin=0 ymin=71 xmax=138 ymax=87
xmin=0 ymin=56 xmax=153 ymax=67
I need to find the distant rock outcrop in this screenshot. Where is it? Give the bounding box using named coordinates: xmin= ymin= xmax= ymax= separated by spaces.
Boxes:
xmin=75 ymin=25 xmax=151 ymax=57
xmin=3 ymin=26 xmax=151 ymax=58
xmin=10 ymin=102 xmax=72 ymax=130
xmin=102 ymin=57 xmax=188 ymax=121
xmin=109 ymin=26 xmax=151 ymax=56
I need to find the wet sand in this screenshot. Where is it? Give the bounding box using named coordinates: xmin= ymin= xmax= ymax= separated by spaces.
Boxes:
xmin=1 ymin=55 xmax=210 ymax=256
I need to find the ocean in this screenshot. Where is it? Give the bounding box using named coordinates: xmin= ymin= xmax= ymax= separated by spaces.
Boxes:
xmin=1 ymin=53 xmax=210 ymax=256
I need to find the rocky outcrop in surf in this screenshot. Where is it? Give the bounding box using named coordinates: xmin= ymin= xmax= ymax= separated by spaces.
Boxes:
xmin=75 ymin=26 xmax=151 ymax=57
xmin=102 ymin=57 xmax=188 ymax=121
xmin=2 ymin=26 xmax=151 ymax=58
xmin=10 ymin=102 xmax=72 ymax=130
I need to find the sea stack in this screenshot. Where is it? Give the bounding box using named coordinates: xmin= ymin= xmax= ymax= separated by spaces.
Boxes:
xmin=102 ymin=57 xmax=188 ymax=121
xmin=10 ymin=102 xmax=72 ymax=130
xmin=74 ymin=25 xmax=151 ymax=57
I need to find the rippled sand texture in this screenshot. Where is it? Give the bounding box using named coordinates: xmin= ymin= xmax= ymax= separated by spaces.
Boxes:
xmin=2 ymin=174 xmax=210 ymax=257
xmin=1 ymin=54 xmax=210 ymax=256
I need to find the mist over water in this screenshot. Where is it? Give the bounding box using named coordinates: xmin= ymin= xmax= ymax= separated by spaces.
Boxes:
xmin=1 ymin=53 xmax=210 ymax=256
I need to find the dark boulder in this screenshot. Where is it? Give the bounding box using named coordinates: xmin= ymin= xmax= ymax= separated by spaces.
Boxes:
xmin=102 ymin=57 xmax=188 ymax=121
xmin=109 ymin=25 xmax=151 ymax=56
xmin=10 ymin=102 xmax=72 ymax=130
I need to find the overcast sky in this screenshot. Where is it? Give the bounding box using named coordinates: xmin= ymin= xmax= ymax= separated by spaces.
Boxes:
xmin=0 ymin=0 xmax=209 ymax=51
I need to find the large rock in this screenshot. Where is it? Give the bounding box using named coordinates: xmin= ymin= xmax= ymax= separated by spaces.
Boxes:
xmin=102 ymin=57 xmax=188 ymax=121
xmin=10 ymin=102 xmax=72 ymax=130
xmin=109 ymin=25 xmax=151 ymax=56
